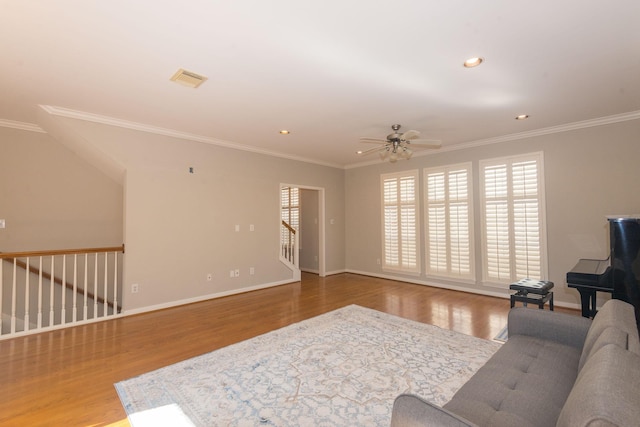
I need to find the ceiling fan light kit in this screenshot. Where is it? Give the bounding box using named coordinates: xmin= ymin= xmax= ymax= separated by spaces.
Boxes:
xmin=359 ymin=124 xmax=441 ymax=163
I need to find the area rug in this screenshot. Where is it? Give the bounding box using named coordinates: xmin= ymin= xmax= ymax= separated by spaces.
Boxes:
xmin=494 ymin=325 xmax=508 ymax=342
xmin=115 ymin=305 xmax=500 ymax=426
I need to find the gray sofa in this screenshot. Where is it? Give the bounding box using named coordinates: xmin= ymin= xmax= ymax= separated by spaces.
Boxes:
xmin=391 ymin=299 xmax=640 ymax=427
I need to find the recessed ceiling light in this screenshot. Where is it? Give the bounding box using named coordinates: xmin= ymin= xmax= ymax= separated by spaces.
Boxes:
xmin=515 ymin=114 xmax=530 ymax=120
xmin=463 ymin=57 xmax=484 ymax=68
xmin=279 ymin=130 xmax=290 ymax=135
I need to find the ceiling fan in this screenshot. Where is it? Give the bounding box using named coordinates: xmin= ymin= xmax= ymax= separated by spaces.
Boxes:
xmin=358 ymin=124 xmax=441 ymax=162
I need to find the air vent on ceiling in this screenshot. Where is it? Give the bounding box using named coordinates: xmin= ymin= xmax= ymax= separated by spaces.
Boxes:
xmin=170 ymin=68 xmax=208 ymax=88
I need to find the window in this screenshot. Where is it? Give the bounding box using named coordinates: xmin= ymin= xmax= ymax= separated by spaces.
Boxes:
xmin=381 ymin=170 xmax=420 ymax=274
xmin=424 ymin=163 xmax=474 ymax=280
xmin=281 ymin=186 xmax=299 ymax=246
xmin=480 ymin=152 xmax=547 ymax=285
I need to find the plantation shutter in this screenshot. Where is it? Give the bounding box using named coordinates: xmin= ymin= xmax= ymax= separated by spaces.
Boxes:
xmin=483 ymin=164 xmax=511 ymax=281
xmin=381 ymin=171 xmax=420 ymax=274
xmin=427 ymin=172 xmax=447 ymax=273
xmin=512 ymin=160 xmax=541 ymax=279
xmin=425 ymin=164 xmax=473 ymax=279
xmin=281 ymin=187 xmax=299 ymax=245
xmin=481 ymin=153 xmax=546 ymax=285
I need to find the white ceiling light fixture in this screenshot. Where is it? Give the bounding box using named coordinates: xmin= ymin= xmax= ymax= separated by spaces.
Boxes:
xmin=358 ymin=124 xmax=441 ymax=163
xmin=463 ymin=57 xmax=484 ymax=68
xmin=279 ymin=130 xmax=290 ymax=135
xmin=170 ymin=68 xmax=208 ymax=88
xmin=515 ymin=114 xmax=530 ymax=120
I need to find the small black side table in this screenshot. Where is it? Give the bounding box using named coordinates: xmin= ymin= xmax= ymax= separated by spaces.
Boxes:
xmin=510 ymin=279 xmax=554 ymax=310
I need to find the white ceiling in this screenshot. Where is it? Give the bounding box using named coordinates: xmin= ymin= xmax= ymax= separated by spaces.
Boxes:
xmin=2 ymin=0 xmax=639 ymax=168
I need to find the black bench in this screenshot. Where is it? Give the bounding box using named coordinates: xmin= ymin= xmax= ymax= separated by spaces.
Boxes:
xmin=510 ymin=279 xmax=554 ymax=310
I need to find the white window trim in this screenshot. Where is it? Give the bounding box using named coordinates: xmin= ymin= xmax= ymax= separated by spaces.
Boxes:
xmin=380 ymin=170 xmax=421 ymax=275
xmin=479 ymin=151 xmax=548 ymax=288
xmin=423 ymin=162 xmax=475 ymax=281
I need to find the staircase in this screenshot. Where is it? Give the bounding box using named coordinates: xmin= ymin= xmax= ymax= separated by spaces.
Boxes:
xmin=280 ymin=220 xmax=301 ymax=281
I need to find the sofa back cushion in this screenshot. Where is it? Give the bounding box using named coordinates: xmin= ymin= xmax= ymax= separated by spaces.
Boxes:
xmin=558 ymin=344 xmax=640 ymax=427
xmin=579 ymin=326 xmax=628 ymax=372
xmin=579 ymin=299 xmax=640 ymax=370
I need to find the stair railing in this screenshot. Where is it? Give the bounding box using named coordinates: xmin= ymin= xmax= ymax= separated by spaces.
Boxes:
xmin=0 ymin=245 xmax=124 ymax=339
xmin=280 ymin=220 xmax=299 ymax=269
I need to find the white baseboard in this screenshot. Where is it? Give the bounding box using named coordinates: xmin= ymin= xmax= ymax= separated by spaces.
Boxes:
xmin=121 ymin=278 xmax=299 ymax=317
xmin=344 ymin=269 xmax=583 ymax=311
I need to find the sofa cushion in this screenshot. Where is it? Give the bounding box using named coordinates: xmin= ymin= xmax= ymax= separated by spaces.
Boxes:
xmin=579 ymin=299 xmax=640 ymax=370
xmin=558 ymin=344 xmax=640 ymax=427
xmin=578 ymin=326 xmax=628 ymax=372
xmin=391 ymin=394 xmax=477 ymax=427
xmin=508 ymin=307 xmax=591 ymax=349
xmin=443 ymin=334 xmax=581 ymax=427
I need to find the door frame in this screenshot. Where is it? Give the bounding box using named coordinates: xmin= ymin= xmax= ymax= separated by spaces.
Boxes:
xmin=280 ymin=183 xmax=326 ymax=277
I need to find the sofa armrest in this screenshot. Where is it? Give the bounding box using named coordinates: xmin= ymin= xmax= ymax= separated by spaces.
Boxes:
xmin=508 ymin=307 xmax=591 ymax=349
xmin=390 ymin=394 xmax=477 ymax=427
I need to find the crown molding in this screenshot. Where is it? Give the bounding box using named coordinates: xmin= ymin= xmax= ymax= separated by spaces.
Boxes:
xmin=0 ymin=118 xmax=46 ymax=133
xmin=25 ymin=106 xmax=640 ymax=170
xmin=443 ymin=110 xmax=640 ymax=153
xmin=345 ymin=110 xmax=640 ymax=169
xmin=38 ymin=105 xmax=343 ymax=170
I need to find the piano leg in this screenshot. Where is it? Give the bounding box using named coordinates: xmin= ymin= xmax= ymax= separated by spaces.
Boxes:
xmin=576 ymin=288 xmax=597 ymax=318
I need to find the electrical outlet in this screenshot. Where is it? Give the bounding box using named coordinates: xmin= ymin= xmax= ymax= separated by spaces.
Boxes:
xmin=249 ymin=267 xmax=255 ymax=275
xmin=131 ymin=283 xmax=139 ymax=293
xmin=234 ymin=269 xmax=240 ymax=277
xmin=207 ymin=273 xmax=213 ymax=281
xmin=230 ymin=270 xmax=235 ymax=278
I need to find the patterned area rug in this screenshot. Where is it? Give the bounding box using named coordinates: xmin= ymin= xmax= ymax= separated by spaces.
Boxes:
xmin=494 ymin=325 xmax=509 ymax=342
xmin=115 ymin=305 xmax=500 ymax=426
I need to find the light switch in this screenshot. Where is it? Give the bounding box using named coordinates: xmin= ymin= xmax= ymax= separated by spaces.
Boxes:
xmin=235 ymin=224 xmax=240 ymax=232
xmin=0 ymin=219 xmax=5 ymax=229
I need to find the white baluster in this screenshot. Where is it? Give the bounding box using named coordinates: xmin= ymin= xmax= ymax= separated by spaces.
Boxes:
xmin=103 ymin=252 xmax=108 ymax=317
xmin=61 ymin=255 xmax=66 ymax=325
xmin=93 ymin=254 xmax=98 ymax=319
xmin=37 ymin=257 xmax=43 ymax=329
xmin=83 ymin=253 xmax=88 ymax=321
xmin=72 ymin=254 xmax=78 ymax=322
xmin=11 ymin=259 xmax=17 ymax=333
xmin=24 ymin=257 xmax=30 ymax=331
xmin=113 ymin=251 xmax=119 ymax=315
xmin=49 ymin=256 xmax=55 ymax=326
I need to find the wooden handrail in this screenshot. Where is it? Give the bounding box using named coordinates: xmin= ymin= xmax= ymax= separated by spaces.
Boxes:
xmin=0 ymin=244 xmax=124 ymax=259
xmin=281 ymin=220 xmax=296 ymax=234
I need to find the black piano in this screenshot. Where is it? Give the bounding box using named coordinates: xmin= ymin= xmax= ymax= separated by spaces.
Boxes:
xmin=567 ymin=217 xmax=640 ymax=331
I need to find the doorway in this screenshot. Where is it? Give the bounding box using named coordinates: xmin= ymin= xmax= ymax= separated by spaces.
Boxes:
xmin=280 ymin=184 xmax=326 ymax=277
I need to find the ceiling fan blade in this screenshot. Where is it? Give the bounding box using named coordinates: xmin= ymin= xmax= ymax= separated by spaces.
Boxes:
xmin=401 ymin=130 xmax=421 ymax=140
xmin=359 ymin=137 xmax=389 ymax=144
xmin=358 ymin=145 xmax=387 ymax=156
xmin=406 ymin=139 xmax=442 ymax=148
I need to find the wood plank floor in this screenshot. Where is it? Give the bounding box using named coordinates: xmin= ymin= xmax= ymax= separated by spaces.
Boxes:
xmin=0 ymin=272 xmax=578 ymax=426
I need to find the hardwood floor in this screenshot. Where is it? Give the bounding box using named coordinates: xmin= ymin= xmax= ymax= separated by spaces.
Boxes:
xmin=0 ymin=272 xmax=578 ymax=426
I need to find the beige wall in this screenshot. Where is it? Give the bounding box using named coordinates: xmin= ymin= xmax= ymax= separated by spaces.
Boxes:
xmin=4 ymin=114 xmax=638 ymax=314
xmin=300 ymin=188 xmax=320 ymax=273
xmin=345 ymin=119 xmax=640 ymax=308
xmin=54 ymin=117 xmax=345 ymax=312
xmin=0 ymin=127 xmax=123 ymax=252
